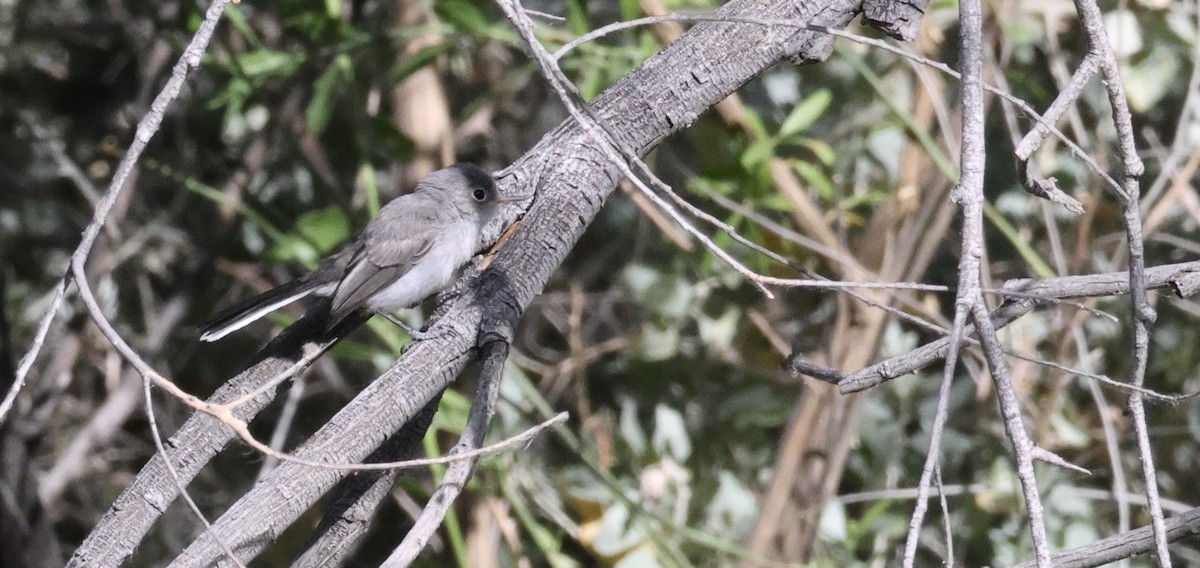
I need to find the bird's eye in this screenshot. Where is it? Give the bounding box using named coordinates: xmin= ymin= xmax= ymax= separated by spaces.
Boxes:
xmin=471 ymin=189 xmax=488 ymax=202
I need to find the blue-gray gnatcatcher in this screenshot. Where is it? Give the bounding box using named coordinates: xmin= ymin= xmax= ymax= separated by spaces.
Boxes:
xmin=198 ymin=163 xmax=522 ymax=341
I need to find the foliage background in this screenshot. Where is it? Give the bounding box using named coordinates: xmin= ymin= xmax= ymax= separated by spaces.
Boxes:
xmin=1 ymin=0 xmax=1199 ymax=565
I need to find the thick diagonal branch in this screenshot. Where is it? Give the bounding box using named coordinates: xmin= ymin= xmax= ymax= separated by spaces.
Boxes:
xmin=164 ymin=1 xmax=863 ymax=565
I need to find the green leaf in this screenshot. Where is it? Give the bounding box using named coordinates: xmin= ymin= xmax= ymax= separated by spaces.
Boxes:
xmin=739 ymin=139 xmax=777 ymax=170
xmin=638 ymin=324 xmax=680 ymax=361
xmin=293 ymin=206 xmax=351 ymax=253
xmin=207 ymin=77 xmax=251 ymax=114
xmin=619 ymin=397 xmax=648 ymax=454
xmin=565 ymin=0 xmax=589 ymax=35
xmin=817 ymin=501 xmax=848 ymax=542
xmin=651 ymin=404 xmax=692 ymax=461
xmin=580 ymin=63 xmax=607 ymax=100
xmin=698 ymin=308 xmax=739 ymax=354
xmin=1050 ymin=412 xmax=1090 ymax=448
xmin=305 ymin=77 xmax=336 ymax=135
xmin=235 ymin=49 xmax=304 ymax=81
xmin=705 ymin=471 xmax=757 ymax=533
xmin=505 ymin=484 xmax=577 ymax=568
xmin=779 ymin=88 xmax=832 ymax=138
xmin=150 ymin=158 xmax=287 ymax=244
xmin=323 ymin=0 xmax=341 ymax=19
xmin=983 ymin=203 xmax=1056 ymax=278
xmin=431 ymin=389 xmax=471 ymax=433
xmin=760 ymin=192 xmax=793 ymax=213
xmin=593 ymin=503 xmax=645 ymax=556
xmin=357 ymin=162 xmax=381 ymax=217
xmin=738 ymin=107 xmax=768 ymax=140
xmin=799 ymin=138 xmax=837 ymax=165
xmin=437 ymin=0 xmax=491 ymax=34
xmin=1123 ymin=47 xmax=1180 ymax=112
xmin=267 ymin=237 xmax=318 ymax=266
xmin=327 ymin=338 xmax=389 ymax=362
xmin=845 ymin=51 xmax=957 ymax=179
xmin=286 ymin=11 xmax=342 ymax=41
xmin=305 ymin=54 xmax=351 ymax=135
xmin=619 ymin=0 xmax=641 ymax=20
xmin=838 ymin=189 xmax=886 ymax=211
xmin=794 ymin=161 xmax=834 ymax=199
xmin=267 ymin=205 xmax=351 ymax=265
xmin=223 ymin=4 xmax=263 ymax=48
xmin=363 ymin=314 xmax=408 ymax=352
xmin=1102 ymin=9 xmax=1142 ymax=58
xmin=391 ymin=43 xmax=449 ymax=84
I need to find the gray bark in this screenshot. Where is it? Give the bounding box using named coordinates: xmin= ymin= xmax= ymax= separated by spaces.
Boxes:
xmin=74 ymin=0 xmax=865 ymax=565
xmin=290 ymin=397 xmax=440 ymax=567
xmin=67 ymin=310 xmax=370 ymax=567
xmin=1006 ymin=505 xmax=1200 ymax=568
xmin=862 ymin=0 xmax=929 ymax=40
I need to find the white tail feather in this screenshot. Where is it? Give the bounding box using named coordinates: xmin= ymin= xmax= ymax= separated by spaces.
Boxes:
xmin=199 ymin=289 xmax=314 ymax=342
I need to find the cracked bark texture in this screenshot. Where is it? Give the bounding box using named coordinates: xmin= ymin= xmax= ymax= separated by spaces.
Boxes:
xmin=290 ymin=397 xmax=440 ymax=567
xmin=143 ymin=0 xmax=864 ymax=565
xmin=862 ymin=0 xmax=930 ymax=40
xmin=68 ymin=310 xmax=370 ymax=567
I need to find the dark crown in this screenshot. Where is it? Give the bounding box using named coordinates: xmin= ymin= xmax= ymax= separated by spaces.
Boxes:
xmin=451 ymin=163 xmax=495 ymax=194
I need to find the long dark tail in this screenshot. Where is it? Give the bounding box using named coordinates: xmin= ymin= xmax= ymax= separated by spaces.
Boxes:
xmin=198 ymin=279 xmax=317 ymax=342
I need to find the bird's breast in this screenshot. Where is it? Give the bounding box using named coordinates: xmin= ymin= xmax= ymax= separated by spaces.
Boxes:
xmin=364 ymin=220 xmax=480 ymax=312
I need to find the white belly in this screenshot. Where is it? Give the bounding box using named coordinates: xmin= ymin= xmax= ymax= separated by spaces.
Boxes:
xmin=364 ymin=221 xmax=479 ymax=312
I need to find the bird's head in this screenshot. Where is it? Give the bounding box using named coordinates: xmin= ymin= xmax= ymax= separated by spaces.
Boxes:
xmin=421 ymin=163 xmax=529 ymax=222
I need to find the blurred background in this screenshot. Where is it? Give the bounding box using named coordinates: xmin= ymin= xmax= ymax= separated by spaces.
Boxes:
xmin=1 ymin=0 xmax=1199 ymax=566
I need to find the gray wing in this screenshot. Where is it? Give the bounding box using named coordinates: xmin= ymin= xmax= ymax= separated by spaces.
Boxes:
xmin=327 ymin=199 xmax=448 ymax=323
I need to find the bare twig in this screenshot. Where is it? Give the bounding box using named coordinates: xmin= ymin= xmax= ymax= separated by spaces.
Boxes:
xmin=142 ymin=377 xmax=245 ymax=568
xmin=70 ymin=230 xmax=242 ymax=566
xmin=901 ymin=307 xmax=967 ymax=567
xmin=902 ymin=0 xmax=983 ymax=561
xmin=18 ymin=112 xmax=112 ymax=221
xmin=1005 ymin=506 xmax=1200 ymax=568
xmin=290 ymin=398 xmax=441 ymax=568
xmin=1012 ymin=54 xmax=1099 ymax=211
xmin=145 ymin=0 xmax=866 ymax=563
xmin=1139 ymin=0 xmax=1200 ymax=213
xmin=906 ymin=1 xmax=1054 ymax=563
xmin=935 ymin=466 xmax=954 ymax=565
xmin=1071 ymin=0 xmax=1169 ymax=563
xmin=1075 ymin=324 xmax=1132 ymax=551
xmin=550 ymin=11 xmax=1123 ymax=198
xmin=77 ymin=267 xmax=562 ymax=473
xmin=1030 ymin=446 xmax=1090 ymax=475
xmin=69 ymin=308 xmax=368 ymax=566
xmin=840 ymin=262 xmax=1200 ymax=394
xmin=243 ymin=410 xmax=565 ymax=473
xmin=255 ymin=373 xmax=308 ymax=481
xmin=39 ymin=295 xmax=189 ymax=504
xmin=381 ymin=337 xmax=513 ymax=567
xmin=972 ymin=303 xmax=1052 ymax=564
xmin=0 ymin=0 xmax=232 ymax=426
xmin=75 ymin=245 xmax=559 ymax=568
xmin=74 ymin=238 xmax=533 ymax=475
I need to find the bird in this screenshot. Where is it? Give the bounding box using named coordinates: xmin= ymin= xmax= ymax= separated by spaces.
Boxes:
xmin=198 ymin=163 xmax=524 ymax=342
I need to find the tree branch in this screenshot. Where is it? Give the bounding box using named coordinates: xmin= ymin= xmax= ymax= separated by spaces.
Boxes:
xmin=1006 ymin=505 xmax=1200 ymax=568
xmin=380 ymin=336 xmax=511 ymax=567
xmin=837 ymin=261 xmax=1200 ymax=393
xmin=160 ymin=0 xmax=865 ymax=564
xmin=1 ymin=0 xmax=232 ymax=427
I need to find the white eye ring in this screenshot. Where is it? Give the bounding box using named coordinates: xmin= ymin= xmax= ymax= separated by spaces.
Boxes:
xmin=472 ymin=189 xmax=488 ymax=202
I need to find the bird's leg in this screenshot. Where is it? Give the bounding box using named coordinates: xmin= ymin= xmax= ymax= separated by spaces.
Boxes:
xmin=375 ymin=312 xmax=432 ymax=340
